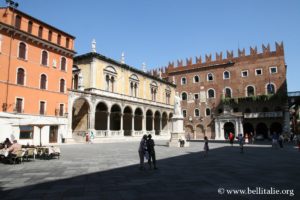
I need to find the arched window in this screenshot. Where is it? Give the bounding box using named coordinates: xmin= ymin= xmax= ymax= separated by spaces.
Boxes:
xmin=57 ymin=34 xmax=61 ymax=45
xmin=105 ymin=75 xmax=110 ymax=91
xmin=73 ymin=74 xmax=78 ymax=90
xmin=130 ymin=74 xmax=139 ymax=97
xmin=61 ymin=57 xmax=66 ymax=71
xmin=266 ymin=83 xmax=275 ymax=94
xmin=208 ymin=89 xmax=215 ymax=98
xmin=223 ymin=71 xmax=230 ymax=79
xmin=15 ymin=15 xmax=21 ymax=29
xmin=48 ymin=30 xmax=52 ymax=41
xmin=206 ymin=108 xmax=211 ymax=116
xmin=194 ymin=75 xmax=199 ymax=83
xmin=18 ymin=42 xmax=26 ymax=60
xmin=41 ymin=50 xmax=48 ymax=66
xmin=17 ymin=68 xmax=25 ymax=85
xmin=182 ymin=92 xmax=187 ymax=100
xmin=224 ymin=88 xmax=232 ymax=98
xmin=207 ymin=73 xmax=214 ymax=81
xmin=38 ymin=26 xmax=43 ymax=38
xmin=246 ymin=86 xmax=255 ymax=97
xmin=181 ymin=77 xmax=187 ymax=85
xmin=182 ymin=110 xmax=187 ymax=118
xmin=60 ymin=79 xmax=65 ymax=93
xmin=194 ymin=109 xmax=200 ymax=117
xmin=28 ymin=21 xmax=33 ymax=33
xmin=40 ymin=74 xmax=47 ymax=89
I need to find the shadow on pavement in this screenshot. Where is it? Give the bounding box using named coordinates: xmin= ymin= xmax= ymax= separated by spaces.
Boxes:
xmin=0 ymin=144 xmax=299 ymax=200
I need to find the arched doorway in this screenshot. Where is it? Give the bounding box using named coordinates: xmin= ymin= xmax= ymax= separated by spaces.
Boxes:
xmin=146 ymin=110 xmax=153 ymax=131
xmin=110 ymin=104 xmax=121 ymax=130
xmin=168 ymin=113 xmax=173 ymax=132
xmin=224 ymin=122 xmax=235 ymax=139
xmin=72 ymin=98 xmax=90 ymax=134
xmin=162 ymin=112 xmax=168 ymax=133
xmin=243 ymin=122 xmax=254 ymax=136
xmin=154 ymin=111 xmax=161 ymax=135
xmin=195 ymin=124 xmax=205 ymax=139
xmin=185 ymin=125 xmax=194 ymax=140
xmin=123 ymin=106 xmax=133 ymax=136
xmin=270 ymin=122 xmax=282 ymax=135
xmin=134 ymin=108 xmax=143 ymax=131
xmin=256 ymin=123 xmax=268 ymax=139
xmin=95 ymin=102 xmax=108 ymax=130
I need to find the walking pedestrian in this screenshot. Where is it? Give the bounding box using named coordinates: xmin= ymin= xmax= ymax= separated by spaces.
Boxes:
xmin=272 ymin=132 xmax=278 ymax=149
xmin=89 ymin=131 xmax=94 ymax=144
xmin=229 ymin=132 xmax=234 ymax=146
xmin=138 ymin=135 xmax=147 ymax=170
xmin=147 ymin=134 xmax=157 ymax=169
xmin=237 ymin=133 xmax=244 ymax=153
xmin=278 ymin=134 xmax=284 ymax=148
xmin=203 ymin=136 xmax=209 ymax=156
xmin=85 ymin=132 xmax=89 ymax=144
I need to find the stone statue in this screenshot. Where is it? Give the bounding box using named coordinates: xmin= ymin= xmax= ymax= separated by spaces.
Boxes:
xmin=91 ymin=39 xmax=96 ymax=53
xmin=174 ymin=92 xmax=182 ymax=116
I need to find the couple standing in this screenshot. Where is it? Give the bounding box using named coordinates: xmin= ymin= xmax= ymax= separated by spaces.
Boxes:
xmin=138 ymin=134 xmax=157 ymax=170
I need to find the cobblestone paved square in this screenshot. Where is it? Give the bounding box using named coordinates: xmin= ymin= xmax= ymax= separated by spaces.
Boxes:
xmin=0 ymin=141 xmax=299 ymax=200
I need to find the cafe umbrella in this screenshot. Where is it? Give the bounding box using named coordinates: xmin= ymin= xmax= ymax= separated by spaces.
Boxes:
xmin=20 ymin=117 xmax=65 ymax=146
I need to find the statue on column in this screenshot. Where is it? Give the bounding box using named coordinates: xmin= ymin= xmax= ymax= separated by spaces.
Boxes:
xmin=91 ymin=39 xmax=96 ymax=53
xmin=174 ymin=92 xmax=182 ymax=117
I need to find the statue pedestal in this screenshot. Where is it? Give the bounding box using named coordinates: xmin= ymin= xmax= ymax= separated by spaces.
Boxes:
xmin=168 ymin=115 xmax=189 ymax=147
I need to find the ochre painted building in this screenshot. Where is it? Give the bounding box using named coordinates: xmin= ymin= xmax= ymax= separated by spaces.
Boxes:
xmin=70 ymin=46 xmax=176 ymax=142
xmin=158 ymin=42 xmax=289 ymax=140
xmin=0 ymin=6 xmax=75 ymax=145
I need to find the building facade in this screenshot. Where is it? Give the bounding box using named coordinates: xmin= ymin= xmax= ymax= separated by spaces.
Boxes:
xmin=69 ymin=48 xmax=176 ymax=142
xmin=159 ymin=42 xmax=289 ymax=140
xmin=288 ymin=91 xmax=300 ymax=135
xmin=0 ymin=6 xmax=75 ymax=145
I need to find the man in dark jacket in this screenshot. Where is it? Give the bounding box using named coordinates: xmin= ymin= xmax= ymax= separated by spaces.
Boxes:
xmin=147 ymin=134 xmax=157 ymax=169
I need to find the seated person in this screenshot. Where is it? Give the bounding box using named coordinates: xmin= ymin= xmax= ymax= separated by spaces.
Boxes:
xmin=3 ymin=138 xmax=12 ymax=149
xmin=7 ymin=140 xmax=22 ymax=156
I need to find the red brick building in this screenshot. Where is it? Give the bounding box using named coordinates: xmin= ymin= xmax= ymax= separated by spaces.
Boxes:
xmin=158 ymin=42 xmax=289 ymax=140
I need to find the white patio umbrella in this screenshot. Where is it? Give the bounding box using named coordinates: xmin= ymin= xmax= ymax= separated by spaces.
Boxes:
xmin=20 ymin=117 xmax=65 ymax=146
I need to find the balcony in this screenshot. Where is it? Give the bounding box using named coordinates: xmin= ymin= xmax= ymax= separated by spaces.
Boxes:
xmin=244 ymin=111 xmax=283 ymax=119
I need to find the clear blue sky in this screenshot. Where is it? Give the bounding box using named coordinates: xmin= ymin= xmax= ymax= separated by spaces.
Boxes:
xmin=2 ymin=0 xmax=299 ymax=91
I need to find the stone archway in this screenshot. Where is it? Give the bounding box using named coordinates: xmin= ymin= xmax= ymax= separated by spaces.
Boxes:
xmin=243 ymin=122 xmax=254 ymax=136
xmin=162 ymin=112 xmax=168 ymax=133
xmin=154 ymin=111 xmax=161 ymax=135
xmin=72 ymin=98 xmax=90 ymax=134
xmin=195 ymin=124 xmax=205 ymax=139
xmin=110 ymin=104 xmax=121 ymax=130
xmin=123 ymin=106 xmax=133 ymax=136
xmin=95 ymin=102 xmax=108 ymax=130
xmin=134 ymin=108 xmax=143 ymax=131
xmin=256 ymin=123 xmax=268 ymax=139
xmin=224 ymin=122 xmax=235 ymax=139
xmin=185 ymin=125 xmax=194 ymax=140
xmin=146 ymin=110 xmax=153 ymax=131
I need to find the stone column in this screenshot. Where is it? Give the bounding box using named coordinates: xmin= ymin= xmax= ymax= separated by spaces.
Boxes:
xmin=107 ymin=112 xmax=110 ymax=136
xmin=132 ymin=115 xmax=135 ymax=136
xmin=142 ymin=116 xmax=146 ymax=134
xmin=120 ymin=114 xmax=124 ymax=136
xmin=160 ymin=117 xmax=163 ymax=134
xmin=152 ymin=116 xmax=155 ymax=131
xmin=90 ymin=58 xmax=96 ymax=88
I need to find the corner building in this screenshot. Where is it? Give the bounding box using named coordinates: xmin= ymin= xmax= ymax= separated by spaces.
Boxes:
xmin=161 ymin=42 xmax=289 ymax=140
xmin=69 ymin=51 xmax=175 ymax=142
xmin=0 ymin=7 xmax=75 ymax=145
